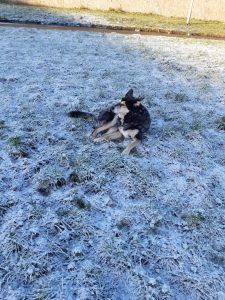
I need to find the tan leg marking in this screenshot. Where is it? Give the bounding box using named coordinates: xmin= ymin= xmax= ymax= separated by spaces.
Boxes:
xmin=91 ymin=116 xmax=118 ymax=139
xmin=93 ymin=130 xmax=122 ymax=143
xmin=122 ymin=138 xmax=141 ymax=155
xmin=105 ymin=131 xmax=123 ymax=141
xmin=103 ymin=126 xmax=118 ymax=136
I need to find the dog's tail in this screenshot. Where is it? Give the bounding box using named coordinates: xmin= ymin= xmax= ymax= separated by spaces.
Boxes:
xmin=68 ymin=111 xmax=95 ymax=119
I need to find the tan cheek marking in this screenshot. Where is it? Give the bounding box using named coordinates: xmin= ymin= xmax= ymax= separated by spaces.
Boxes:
xmin=134 ymin=101 xmax=140 ymax=107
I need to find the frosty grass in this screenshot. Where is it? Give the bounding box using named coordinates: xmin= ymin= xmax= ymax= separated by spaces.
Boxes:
xmin=0 ymin=25 xmax=225 ymax=299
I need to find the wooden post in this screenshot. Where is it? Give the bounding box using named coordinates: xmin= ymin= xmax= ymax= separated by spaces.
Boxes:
xmin=187 ymin=0 xmax=195 ymax=25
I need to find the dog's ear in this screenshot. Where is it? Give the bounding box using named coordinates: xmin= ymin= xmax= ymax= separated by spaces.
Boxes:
xmin=125 ymin=89 xmax=133 ymax=98
xmin=137 ymin=96 xmax=145 ymax=101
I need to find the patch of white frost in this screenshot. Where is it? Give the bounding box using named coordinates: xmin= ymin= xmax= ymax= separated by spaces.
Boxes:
xmin=0 ymin=25 xmax=225 ymax=299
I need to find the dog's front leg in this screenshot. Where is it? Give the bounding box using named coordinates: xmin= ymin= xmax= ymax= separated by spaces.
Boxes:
xmin=122 ymin=138 xmax=141 ymax=155
xmin=105 ymin=131 xmax=122 ymax=141
xmin=91 ymin=116 xmax=118 ymax=139
xmin=93 ymin=127 xmax=118 ymax=143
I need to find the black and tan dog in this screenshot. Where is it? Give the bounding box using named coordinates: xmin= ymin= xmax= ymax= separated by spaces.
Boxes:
xmin=91 ymin=89 xmax=151 ymax=154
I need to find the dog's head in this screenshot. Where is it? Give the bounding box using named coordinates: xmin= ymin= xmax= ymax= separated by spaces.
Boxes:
xmin=114 ymin=89 xmax=144 ymax=115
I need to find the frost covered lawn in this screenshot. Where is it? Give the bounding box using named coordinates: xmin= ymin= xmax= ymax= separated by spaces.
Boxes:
xmin=0 ymin=27 xmax=225 ymax=299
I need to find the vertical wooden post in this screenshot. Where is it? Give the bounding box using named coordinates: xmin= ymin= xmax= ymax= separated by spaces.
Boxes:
xmin=187 ymin=0 xmax=195 ymax=25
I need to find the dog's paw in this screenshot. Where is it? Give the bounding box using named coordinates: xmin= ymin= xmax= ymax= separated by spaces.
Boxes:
xmin=91 ymin=129 xmax=98 ymax=140
xmin=93 ymin=137 xmax=104 ymax=143
xmin=122 ymin=148 xmax=130 ymax=155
